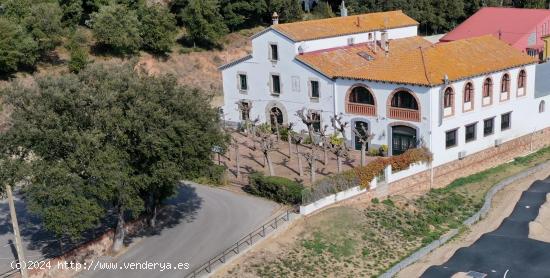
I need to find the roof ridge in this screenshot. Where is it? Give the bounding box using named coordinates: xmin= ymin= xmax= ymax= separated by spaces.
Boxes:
xmin=419 ymin=46 xmax=432 ymax=85
xmin=275 ymin=10 xmax=405 ymax=27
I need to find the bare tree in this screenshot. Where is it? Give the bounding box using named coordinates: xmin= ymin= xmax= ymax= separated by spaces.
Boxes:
xmin=236 ymin=101 xmax=253 ymax=134
xmin=330 ymin=139 xmax=349 ymax=173
xmin=291 ymin=132 xmax=305 ymax=177
xmin=353 ymin=123 xmax=374 ymax=167
xmin=303 ymin=149 xmax=318 ymax=184
xmin=270 ymin=109 xmax=282 ymax=141
xmin=296 ymin=108 xmax=318 ymax=141
xmin=257 ymin=123 xmax=277 ymax=176
xmin=232 ymin=138 xmax=241 ymax=179
xmin=286 ymin=123 xmax=295 ymax=159
xmin=319 ymin=124 xmax=331 ymax=165
xmin=331 ymin=113 xmax=349 ymax=143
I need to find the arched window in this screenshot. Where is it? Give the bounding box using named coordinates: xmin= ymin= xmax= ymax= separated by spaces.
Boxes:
xmin=518 ymin=70 xmax=527 ymax=89
xmin=464 ymin=82 xmax=474 ymax=103
xmin=443 ymin=87 xmax=454 ymax=108
xmin=349 ymin=86 xmax=375 ymax=105
xmin=391 ymin=90 xmax=418 ymax=110
xmin=540 ymin=100 xmax=546 ymax=113
xmin=483 ymin=78 xmax=493 ymax=98
xmin=501 ymin=74 xmax=510 ymax=93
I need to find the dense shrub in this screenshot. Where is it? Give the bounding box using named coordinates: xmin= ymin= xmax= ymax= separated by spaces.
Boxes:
xmin=246 ymin=172 xmax=304 ymax=204
xmin=91 ymin=4 xmax=142 ymax=54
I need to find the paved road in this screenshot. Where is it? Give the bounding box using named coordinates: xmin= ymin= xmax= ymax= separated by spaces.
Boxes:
xmin=78 ymin=183 xmax=278 ymax=278
xmin=422 ymin=178 xmax=550 ymax=278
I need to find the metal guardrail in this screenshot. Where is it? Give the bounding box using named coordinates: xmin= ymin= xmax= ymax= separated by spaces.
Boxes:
xmin=185 ymin=210 xmax=292 ymax=278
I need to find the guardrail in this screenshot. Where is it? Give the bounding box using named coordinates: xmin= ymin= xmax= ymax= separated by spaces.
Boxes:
xmin=185 ymin=210 xmax=292 ymax=278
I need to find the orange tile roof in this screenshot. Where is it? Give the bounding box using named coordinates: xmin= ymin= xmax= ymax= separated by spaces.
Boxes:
xmin=272 ymin=10 xmax=418 ymax=42
xmin=297 ymin=35 xmax=537 ymax=86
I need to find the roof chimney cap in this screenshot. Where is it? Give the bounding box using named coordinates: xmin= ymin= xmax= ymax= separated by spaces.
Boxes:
xmin=272 ymin=12 xmax=279 ymax=25
xmin=340 ymin=1 xmax=348 ymax=17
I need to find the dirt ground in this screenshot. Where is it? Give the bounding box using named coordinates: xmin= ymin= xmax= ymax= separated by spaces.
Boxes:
xmin=220 ymin=132 xmax=375 ymax=186
xmin=396 ymin=164 xmax=550 ymax=278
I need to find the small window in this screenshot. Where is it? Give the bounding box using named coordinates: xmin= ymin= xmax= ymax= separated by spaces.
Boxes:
xmin=518 ymin=70 xmax=527 ymax=88
xmin=465 ymin=123 xmax=477 ymax=143
xmin=501 ymin=73 xmax=510 ymax=93
xmin=238 ymin=74 xmax=248 ymax=91
xmin=443 ymin=87 xmax=454 ymax=108
xmin=446 ymin=129 xmax=458 ymax=148
xmin=271 ymin=74 xmax=281 ymax=95
xmin=464 ymin=82 xmax=473 ymax=103
xmin=240 ymin=101 xmax=250 ymax=121
xmin=501 ymin=112 xmax=511 ymax=131
xmin=310 ymin=80 xmax=320 ymax=99
xmin=270 ymin=44 xmax=279 ymax=61
xmin=311 ymin=112 xmax=321 ymax=132
xmin=484 ymin=118 xmax=494 ymax=136
xmin=483 ymin=78 xmax=493 ymax=98
xmin=540 ymin=100 xmax=546 ymax=113
xmin=368 ymin=33 xmax=373 ymax=40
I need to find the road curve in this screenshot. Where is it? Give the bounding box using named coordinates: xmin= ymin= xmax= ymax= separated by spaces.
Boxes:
xmin=79 ymin=182 xmax=278 ymax=278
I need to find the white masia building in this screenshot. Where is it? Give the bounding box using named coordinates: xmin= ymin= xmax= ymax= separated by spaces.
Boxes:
xmin=220 ymin=9 xmax=550 ymax=167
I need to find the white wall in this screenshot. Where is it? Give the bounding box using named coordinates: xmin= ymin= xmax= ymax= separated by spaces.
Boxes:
xmin=429 ymin=64 xmax=543 ymax=166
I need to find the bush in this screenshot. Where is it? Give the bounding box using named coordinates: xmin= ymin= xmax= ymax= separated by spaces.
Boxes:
xmin=68 ymin=46 xmax=89 ymax=73
xmin=91 ymin=4 xmax=142 ymax=54
xmin=245 ymin=172 xmax=304 ymax=204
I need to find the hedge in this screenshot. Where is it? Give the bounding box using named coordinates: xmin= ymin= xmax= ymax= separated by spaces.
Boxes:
xmin=245 ymin=172 xmax=304 ymax=204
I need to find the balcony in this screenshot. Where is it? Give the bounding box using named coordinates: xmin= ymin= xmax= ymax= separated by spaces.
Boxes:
xmin=387 ymin=106 xmax=420 ymax=122
xmin=346 ymin=102 xmax=376 ymax=116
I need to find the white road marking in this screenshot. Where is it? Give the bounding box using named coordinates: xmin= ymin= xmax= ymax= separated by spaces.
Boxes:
xmin=504 ymin=269 xmax=510 ymax=278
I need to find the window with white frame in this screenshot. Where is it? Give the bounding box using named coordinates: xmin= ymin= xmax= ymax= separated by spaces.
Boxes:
xmin=237 ymin=73 xmax=248 ymax=92
xmin=446 ymin=129 xmax=458 ymax=148
xmin=271 ymin=74 xmax=281 ymax=95
xmin=309 ymin=79 xmax=320 ymax=99
xmin=269 ymin=43 xmax=279 ymax=61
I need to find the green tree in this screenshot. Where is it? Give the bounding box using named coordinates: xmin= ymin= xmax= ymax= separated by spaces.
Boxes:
xmin=68 ymin=46 xmax=89 ymax=72
xmin=181 ymin=0 xmax=228 ymax=48
xmin=91 ymin=4 xmax=142 ymax=54
xmin=59 ymin=0 xmax=84 ymax=26
xmin=1 ymin=63 xmax=228 ymax=249
xmin=24 ymin=2 xmax=65 ymax=53
xmin=0 ymin=18 xmax=39 ymax=74
xmin=268 ymin=0 xmax=304 ymax=23
xmin=312 ymin=1 xmax=335 ymax=19
xmin=138 ymin=4 xmax=178 ymax=54
xmin=221 ymin=0 xmax=268 ymax=31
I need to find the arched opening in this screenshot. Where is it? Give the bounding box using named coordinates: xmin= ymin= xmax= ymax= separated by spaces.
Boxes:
xmin=391 ymin=91 xmax=418 ymax=110
xmin=501 ymin=73 xmax=511 ymax=101
xmin=346 ymin=85 xmax=376 ymax=116
xmin=518 ymin=70 xmax=527 ymax=96
xmin=353 ymin=121 xmax=369 ymax=151
xmin=540 ymin=100 xmax=546 ymax=113
xmin=443 ymin=87 xmax=454 ymax=108
xmin=463 ymin=82 xmax=474 ymax=111
xmin=482 ymin=78 xmax=493 ymax=106
xmin=387 ymin=89 xmax=420 ymax=122
xmin=270 ymin=107 xmax=284 ymax=128
xmin=391 ymin=125 xmax=417 ymax=156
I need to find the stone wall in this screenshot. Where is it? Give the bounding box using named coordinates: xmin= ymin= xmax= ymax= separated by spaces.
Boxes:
xmin=387 ymin=127 xmax=550 ymax=196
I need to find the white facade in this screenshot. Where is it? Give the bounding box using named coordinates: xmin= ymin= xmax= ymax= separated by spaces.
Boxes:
xmin=221 ymin=22 xmax=550 ymax=168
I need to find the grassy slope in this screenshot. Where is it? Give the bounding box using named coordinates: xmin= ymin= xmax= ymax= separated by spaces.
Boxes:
xmin=226 ymin=146 xmax=550 ymax=278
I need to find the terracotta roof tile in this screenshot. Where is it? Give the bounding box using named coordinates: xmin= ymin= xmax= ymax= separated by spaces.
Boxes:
xmin=272 ymin=11 xmax=418 ymax=42
xmin=297 ymin=35 xmax=537 ymax=86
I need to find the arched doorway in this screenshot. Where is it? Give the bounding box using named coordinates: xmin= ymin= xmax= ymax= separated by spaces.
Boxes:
xmin=354 ymin=121 xmax=369 ymax=151
xmin=391 ymin=125 xmax=417 ymax=156
xmin=270 ymin=107 xmax=283 ymax=128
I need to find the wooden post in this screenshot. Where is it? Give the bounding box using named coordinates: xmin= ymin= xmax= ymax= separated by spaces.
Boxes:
xmin=6 ymin=184 xmax=28 ymax=278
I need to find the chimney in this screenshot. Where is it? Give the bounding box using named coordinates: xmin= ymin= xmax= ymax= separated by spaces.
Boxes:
xmin=340 ymin=1 xmax=348 ymax=17
xmin=381 ymin=30 xmax=389 ymax=54
xmin=272 ymin=12 xmax=279 ymax=25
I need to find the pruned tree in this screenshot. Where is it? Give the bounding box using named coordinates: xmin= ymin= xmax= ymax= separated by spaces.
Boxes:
xmin=257 ymin=123 xmax=277 ymax=176
xmin=236 ymin=100 xmax=253 ymax=134
xmin=296 ymin=108 xmax=317 ymax=142
xmin=319 ymin=124 xmax=331 ymax=165
xmin=286 ymin=123 xmax=295 ymax=159
xmin=353 ymin=122 xmax=374 ymax=167
xmin=303 ymin=149 xmax=317 ymax=184
xmin=329 ymin=133 xmax=349 ymax=173
xmin=291 ymin=132 xmax=305 ymax=177
xmin=331 ymin=113 xmax=349 ymax=143
xmin=232 ymin=138 xmax=241 ymax=179
xmin=270 ymin=108 xmax=282 ymax=141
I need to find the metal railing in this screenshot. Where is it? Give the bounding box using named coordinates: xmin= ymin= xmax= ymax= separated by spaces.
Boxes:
xmin=185 ymin=210 xmax=292 ymax=278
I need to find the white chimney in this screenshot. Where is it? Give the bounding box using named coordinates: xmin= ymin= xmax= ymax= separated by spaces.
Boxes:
xmin=381 ymin=30 xmax=389 ymax=54
xmin=340 ymin=1 xmax=348 ymax=17
xmin=272 ymin=12 xmax=279 ymax=25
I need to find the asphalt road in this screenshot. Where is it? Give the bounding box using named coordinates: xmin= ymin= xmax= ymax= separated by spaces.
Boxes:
xmin=78 ymin=183 xmax=278 ymax=278
xmin=422 ymin=178 xmax=550 ymax=278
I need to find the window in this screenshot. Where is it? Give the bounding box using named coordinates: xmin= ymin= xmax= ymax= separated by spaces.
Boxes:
xmin=311 ymin=112 xmax=321 ymax=132
xmin=484 ymin=118 xmax=494 ymax=136
xmin=483 ymin=78 xmax=493 ymax=98
xmin=238 ymin=74 xmax=248 ymax=91
xmin=291 ymin=76 xmax=300 ymax=92
xmin=310 ymin=80 xmax=320 ymax=99
xmin=391 ymin=90 xmax=418 ymax=110
xmin=240 ymin=101 xmax=250 ymax=121
xmin=446 ymin=129 xmax=458 ymax=148
xmin=501 ymin=112 xmax=511 ymax=130
xmin=349 ymin=86 xmax=375 ymax=105
xmin=443 ymin=87 xmax=454 ymax=108
xmin=465 ymin=123 xmax=477 ymax=143
xmin=464 ymin=82 xmax=473 ymax=103
xmin=501 ymin=74 xmax=510 ymax=93
xmin=271 ymin=74 xmax=281 ymax=95
xmin=368 ymin=33 xmax=373 ymax=40
xmin=269 ymin=44 xmax=279 ymax=61
xmin=540 ymin=100 xmax=546 ymax=113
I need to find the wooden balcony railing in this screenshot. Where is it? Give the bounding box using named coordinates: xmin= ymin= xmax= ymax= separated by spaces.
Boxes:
xmin=346 ymin=102 xmax=376 ymax=116
xmin=387 ymin=106 xmax=420 ymax=122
